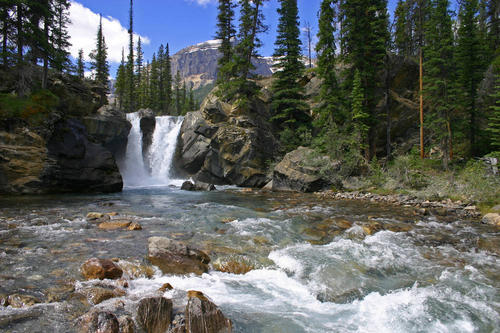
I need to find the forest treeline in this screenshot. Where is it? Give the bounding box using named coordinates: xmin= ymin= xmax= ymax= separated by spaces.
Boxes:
xmin=214 ymin=0 xmax=499 ymax=167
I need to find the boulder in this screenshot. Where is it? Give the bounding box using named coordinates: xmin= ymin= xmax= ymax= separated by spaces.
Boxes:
xmin=181 ymin=180 xmax=216 ymax=191
xmin=272 ymin=147 xmax=339 ymax=192
xmin=81 ymin=258 xmax=123 ymax=280
xmin=136 ymin=297 xmax=173 ymax=333
xmin=147 ymin=237 xmax=210 ymax=275
xmin=76 ymin=310 xmax=120 ymax=333
xmin=138 ymin=109 xmax=156 ymax=172
xmin=98 ymin=220 xmax=132 ymax=230
xmin=185 ymin=291 xmax=232 ymax=333
xmin=482 ymin=213 xmax=500 ymax=226
xmin=86 ymin=212 xmax=111 ymax=222
xmin=177 ymin=94 xmax=278 ymax=188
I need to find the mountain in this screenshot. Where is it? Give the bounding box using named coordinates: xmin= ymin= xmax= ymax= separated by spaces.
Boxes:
xmin=170 ymin=39 xmax=274 ymax=90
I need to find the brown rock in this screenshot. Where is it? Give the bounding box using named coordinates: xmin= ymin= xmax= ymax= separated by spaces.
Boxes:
xmin=127 ymin=222 xmax=143 ymax=231
xmin=81 ymin=258 xmax=123 ymax=280
xmin=362 ymin=222 xmax=384 ymax=235
xmin=6 ymin=294 xmax=40 ymax=308
xmin=76 ymin=310 xmax=119 ymax=333
xmin=136 ymin=297 xmax=173 ymax=333
xmin=159 ymin=283 xmax=174 ymax=292
xmin=98 ymin=220 xmax=132 ymax=230
xmin=118 ymin=261 xmax=155 ymax=279
xmin=482 ymin=213 xmax=500 ymax=226
xmin=87 ymin=212 xmax=110 ymax=221
xmin=185 ymin=291 xmax=232 ymax=333
xmin=213 ymin=259 xmax=254 ymax=275
xmin=147 ymin=237 xmax=210 ymax=275
xmin=118 ymin=315 xmax=135 ymax=333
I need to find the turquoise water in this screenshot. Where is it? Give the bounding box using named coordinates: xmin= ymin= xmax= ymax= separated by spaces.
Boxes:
xmin=0 ymin=187 xmax=499 ymax=332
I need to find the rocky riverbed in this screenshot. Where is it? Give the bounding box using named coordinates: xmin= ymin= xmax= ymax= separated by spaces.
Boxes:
xmin=0 ymin=186 xmax=499 ymax=332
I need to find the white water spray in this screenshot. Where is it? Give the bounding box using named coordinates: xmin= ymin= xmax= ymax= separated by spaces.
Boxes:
xmin=119 ymin=112 xmax=184 ymax=188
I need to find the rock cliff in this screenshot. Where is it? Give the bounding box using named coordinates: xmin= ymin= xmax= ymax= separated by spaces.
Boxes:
xmin=0 ymin=108 xmax=129 ymax=194
xmin=176 ymin=93 xmax=278 ymax=188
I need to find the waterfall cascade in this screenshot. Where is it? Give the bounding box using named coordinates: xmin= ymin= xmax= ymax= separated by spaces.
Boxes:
xmin=119 ymin=112 xmax=184 ymax=188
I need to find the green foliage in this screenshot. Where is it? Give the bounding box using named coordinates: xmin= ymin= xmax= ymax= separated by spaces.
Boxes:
xmin=215 ymin=0 xmax=236 ymax=83
xmin=88 ymin=15 xmax=109 ymax=105
xmin=351 ymin=69 xmax=369 ymax=151
xmin=487 ymin=78 xmax=500 ymax=148
xmin=0 ymin=90 xmax=58 ymax=124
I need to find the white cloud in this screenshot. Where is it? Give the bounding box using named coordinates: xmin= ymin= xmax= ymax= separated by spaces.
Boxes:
xmin=68 ymin=1 xmax=150 ymax=63
xmin=186 ymin=0 xmax=216 ymax=6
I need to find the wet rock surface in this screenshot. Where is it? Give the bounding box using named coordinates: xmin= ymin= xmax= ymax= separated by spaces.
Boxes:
xmin=185 ymin=291 xmax=232 ymax=333
xmin=181 ymin=180 xmax=216 ymax=192
xmin=147 ymin=237 xmax=210 ymax=275
xmin=76 ymin=310 xmax=120 ymax=333
xmin=81 ymin=258 xmax=124 ymax=280
xmin=136 ymin=297 xmax=173 ymax=333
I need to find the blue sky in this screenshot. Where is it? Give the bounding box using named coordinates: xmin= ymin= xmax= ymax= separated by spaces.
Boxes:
xmin=69 ymin=0 xmax=399 ymax=76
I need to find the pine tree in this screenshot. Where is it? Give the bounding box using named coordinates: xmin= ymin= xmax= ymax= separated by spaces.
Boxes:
xmin=315 ymin=0 xmax=343 ymax=132
xmin=188 ymin=84 xmax=196 ymax=111
xmin=340 ymin=0 xmax=390 ymax=158
xmin=51 ymin=0 xmax=71 ymax=72
xmin=164 ymin=44 xmax=172 ymax=113
xmin=135 ymin=36 xmax=143 ymax=107
xmin=89 ymin=15 xmax=109 ymax=105
xmin=456 ymin=0 xmax=485 ymax=156
xmin=174 ymin=70 xmax=182 ymax=115
xmin=115 ymin=48 xmax=127 ymax=110
xmin=149 ymin=53 xmax=160 ymax=110
xmin=157 ymin=44 xmax=166 ymax=113
xmin=127 ymin=0 xmax=135 ymax=112
xmin=394 ymin=0 xmax=410 ymax=56
xmin=352 ymin=69 xmax=369 ymax=151
xmin=0 ymin=1 xmax=15 ymax=67
xmin=487 ymin=77 xmax=500 ymax=149
xmin=77 ymin=48 xmax=85 ymax=79
xmin=215 ymin=0 xmax=236 ymax=83
xmin=271 ymin=0 xmax=310 ymax=149
xmin=423 ymin=0 xmax=455 ymax=167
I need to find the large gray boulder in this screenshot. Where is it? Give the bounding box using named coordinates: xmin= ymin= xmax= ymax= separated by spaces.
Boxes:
xmin=147 ymin=237 xmax=210 ymax=275
xmin=176 ymin=93 xmax=278 ymax=188
xmin=272 ymin=147 xmax=340 ymax=193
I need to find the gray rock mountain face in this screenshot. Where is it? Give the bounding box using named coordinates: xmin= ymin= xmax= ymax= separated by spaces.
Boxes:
xmin=171 ymin=39 xmax=274 ymax=89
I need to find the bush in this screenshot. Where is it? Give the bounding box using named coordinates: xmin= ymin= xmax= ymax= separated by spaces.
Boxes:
xmin=0 ymin=90 xmax=58 ymax=125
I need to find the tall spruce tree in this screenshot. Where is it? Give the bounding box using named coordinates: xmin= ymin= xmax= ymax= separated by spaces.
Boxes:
xmin=115 ymin=48 xmax=127 ymax=110
xmin=149 ymin=53 xmax=160 ymax=110
xmin=315 ymin=0 xmax=342 ymax=131
xmin=487 ymin=77 xmax=500 ymax=149
xmin=423 ymin=0 xmax=455 ymax=167
xmin=271 ymin=0 xmax=310 ymax=149
xmin=215 ymin=0 xmax=236 ymax=83
xmin=157 ymin=44 xmax=166 ymax=113
xmin=456 ymin=0 xmax=485 ymax=156
xmin=127 ymin=0 xmax=135 ymax=112
xmin=164 ymin=44 xmax=172 ymax=113
xmin=89 ymin=14 xmax=109 ymax=105
xmin=174 ymin=70 xmax=182 ymax=115
xmin=77 ymin=48 xmax=85 ymax=79
xmin=340 ymin=0 xmax=390 ymax=159
xmin=136 ymin=36 xmax=143 ymax=107
xmin=352 ymin=69 xmax=369 ymax=150
xmin=51 ymin=0 xmax=71 ymax=72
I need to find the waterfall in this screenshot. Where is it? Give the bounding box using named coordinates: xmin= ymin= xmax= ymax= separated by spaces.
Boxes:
xmin=119 ymin=112 xmax=184 ymax=188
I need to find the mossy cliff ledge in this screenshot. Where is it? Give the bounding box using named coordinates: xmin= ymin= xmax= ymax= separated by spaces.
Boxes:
xmin=0 ymin=106 xmax=130 ymax=195
xmin=176 ymin=93 xmax=279 ymax=187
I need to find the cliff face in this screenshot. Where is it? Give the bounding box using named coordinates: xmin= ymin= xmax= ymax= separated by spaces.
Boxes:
xmin=0 ymin=107 xmax=130 ymax=195
xmin=171 ymin=40 xmax=274 ymax=90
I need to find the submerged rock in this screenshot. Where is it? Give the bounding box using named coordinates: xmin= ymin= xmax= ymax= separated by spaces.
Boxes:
xmin=181 ymin=180 xmax=216 ymax=191
xmin=136 ymin=297 xmax=173 ymax=333
xmin=98 ymin=220 xmax=133 ymax=230
xmin=81 ymin=258 xmax=123 ymax=280
xmin=5 ymin=294 xmax=41 ymax=308
xmin=76 ymin=310 xmax=120 ymax=333
xmin=185 ymin=291 xmax=232 ymax=333
xmin=147 ymin=237 xmax=210 ymax=275
xmin=78 ymin=285 xmax=126 ymax=305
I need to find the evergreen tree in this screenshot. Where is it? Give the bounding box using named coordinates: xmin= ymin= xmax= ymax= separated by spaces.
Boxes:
xmin=188 ymin=84 xmax=195 ymax=111
xmin=315 ymin=0 xmax=342 ymax=132
xmin=174 ymin=70 xmax=182 ymax=115
xmin=352 ymin=69 xmax=369 ymax=151
xmin=394 ymin=0 xmax=410 ymax=56
xmin=136 ymin=36 xmax=143 ymax=107
xmin=157 ymin=44 xmax=166 ymax=113
xmin=340 ymin=0 xmax=390 ymax=158
xmin=423 ymin=0 xmax=455 ymax=167
xmin=487 ymin=77 xmax=500 ymax=149
xmin=271 ymin=0 xmax=310 ymax=149
xmin=89 ymin=15 xmax=109 ymax=105
xmin=164 ymin=44 xmax=172 ymax=113
xmin=51 ymin=0 xmax=71 ymax=72
xmin=149 ymin=53 xmax=160 ymax=110
xmin=77 ymin=48 xmax=85 ymax=79
xmin=456 ymin=0 xmax=485 ymax=156
xmin=0 ymin=1 xmax=15 ymax=67
xmin=215 ymin=0 xmax=236 ymax=83
xmin=127 ymin=0 xmax=135 ymax=112
xmin=115 ymin=48 xmax=127 ymax=110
